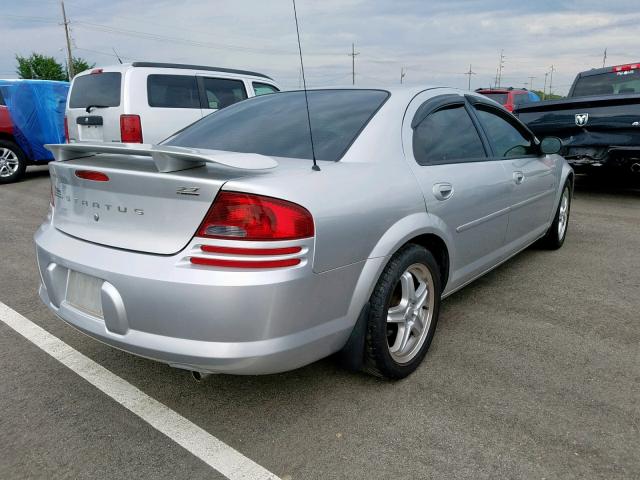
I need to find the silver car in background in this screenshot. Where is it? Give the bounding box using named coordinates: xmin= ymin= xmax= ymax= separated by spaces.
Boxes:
xmin=35 ymin=87 xmax=572 ymax=379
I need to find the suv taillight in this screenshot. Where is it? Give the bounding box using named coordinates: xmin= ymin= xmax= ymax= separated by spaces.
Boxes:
xmin=120 ymin=114 xmax=143 ymax=143
xmin=63 ymin=116 xmax=69 ymax=142
xmin=196 ymin=192 xmax=314 ymax=241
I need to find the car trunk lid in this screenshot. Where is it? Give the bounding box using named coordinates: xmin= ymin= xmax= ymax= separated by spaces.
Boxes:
xmin=47 ymin=143 xmax=278 ymax=255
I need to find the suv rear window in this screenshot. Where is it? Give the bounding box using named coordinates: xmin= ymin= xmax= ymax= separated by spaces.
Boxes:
xmin=165 ymin=89 xmax=389 ymax=161
xmin=480 ymin=93 xmax=508 ymax=104
xmin=69 ymin=72 xmax=121 ymax=108
xmin=147 ymin=75 xmax=200 ymax=108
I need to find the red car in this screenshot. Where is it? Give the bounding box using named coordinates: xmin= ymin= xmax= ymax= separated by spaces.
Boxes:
xmin=475 ymin=88 xmax=540 ymax=112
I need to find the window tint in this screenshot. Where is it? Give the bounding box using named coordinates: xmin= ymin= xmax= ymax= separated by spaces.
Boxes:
xmin=201 ymin=77 xmax=247 ymax=109
xmin=165 ymin=89 xmax=389 ymax=162
xmin=475 ymin=107 xmax=535 ymax=157
xmin=69 ymin=72 xmax=121 ymax=108
xmin=253 ymin=82 xmax=279 ymax=96
xmin=412 ymin=104 xmax=486 ymax=165
xmin=514 ymin=93 xmax=530 ymax=106
xmin=0 ymin=89 xmax=4 ymax=106
xmin=147 ymin=75 xmax=200 ymax=108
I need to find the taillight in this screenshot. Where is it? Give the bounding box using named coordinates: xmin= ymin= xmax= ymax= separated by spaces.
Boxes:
xmin=75 ymin=170 xmax=110 ymax=182
xmin=612 ymin=63 xmax=640 ymax=72
xmin=63 ymin=116 xmax=69 ymax=142
xmin=196 ymin=192 xmax=314 ymax=241
xmin=120 ymin=114 xmax=143 ymax=143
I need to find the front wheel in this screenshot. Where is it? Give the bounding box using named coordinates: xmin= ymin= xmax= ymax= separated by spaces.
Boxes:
xmin=539 ymin=181 xmax=571 ymax=249
xmin=363 ymin=244 xmax=441 ymax=379
xmin=0 ymin=140 xmax=27 ymax=184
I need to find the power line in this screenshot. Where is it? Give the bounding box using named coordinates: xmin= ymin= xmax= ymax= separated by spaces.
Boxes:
xmin=400 ymin=67 xmax=406 ymax=84
xmin=528 ymin=76 xmax=536 ymax=90
xmin=348 ymin=43 xmax=360 ymax=85
xmin=602 ymin=48 xmax=607 ymax=68
xmin=549 ymin=64 xmax=556 ymax=96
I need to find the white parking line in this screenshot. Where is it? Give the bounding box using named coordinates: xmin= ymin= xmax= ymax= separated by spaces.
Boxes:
xmin=0 ymin=301 xmax=281 ymax=480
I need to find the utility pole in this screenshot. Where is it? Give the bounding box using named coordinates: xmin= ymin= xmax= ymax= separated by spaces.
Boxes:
xmin=602 ymin=48 xmax=607 ymax=68
xmin=464 ymin=64 xmax=476 ymax=90
xmin=497 ymin=49 xmax=505 ymax=87
xmin=400 ymin=67 xmax=406 ymax=84
xmin=542 ymin=72 xmax=548 ymax=100
xmin=528 ymin=76 xmax=535 ymax=90
xmin=348 ymin=43 xmax=359 ymax=85
xmin=60 ymin=0 xmax=74 ymax=79
xmin=548 ymin=65 xmax=555 ymax=97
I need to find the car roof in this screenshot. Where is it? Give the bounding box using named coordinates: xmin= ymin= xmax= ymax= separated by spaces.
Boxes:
xmin=74 ymin=62 xmax=273 ymax=81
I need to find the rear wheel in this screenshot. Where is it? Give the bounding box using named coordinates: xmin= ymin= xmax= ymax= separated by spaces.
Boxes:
xmin=0 ymin=140 xmax=27 ymax=184
xmin=539 ymin=181 xmax=571 ymax=249
xmin=363 ymin=244 xmax=441 ymax=379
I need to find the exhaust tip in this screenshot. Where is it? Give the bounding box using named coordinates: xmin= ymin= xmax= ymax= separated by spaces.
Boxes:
xmin=631 ymin=163 xmax=640 ymax=173
xmin=191 ymin=371 xmax=211 ymax=382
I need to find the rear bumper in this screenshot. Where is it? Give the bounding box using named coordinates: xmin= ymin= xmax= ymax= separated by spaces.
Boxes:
xmin=34 ymin=220 xmax=374 ymax=374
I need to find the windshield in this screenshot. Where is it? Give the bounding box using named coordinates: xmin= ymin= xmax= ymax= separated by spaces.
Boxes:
xmin=165 ymin=89 xmax=389 ymax=161
xmin=480 ymin=93 xmax=508 ymax=105
xmin=69 ymin=72 xmax=121 ymax=108
xmin=572 ymin=69 xmax=640 ymax=97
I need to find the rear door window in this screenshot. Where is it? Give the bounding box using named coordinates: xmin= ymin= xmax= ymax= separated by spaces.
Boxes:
xmin=199 ymin=77 xmax=247 ymax=109
xmin=69 ymin=72 xmax=121 ymax=108
xmin=147 ymin=75 xmax=200 ymax=108
xmin=412 ymin=104 xmax=486 ymax=165
xmin=474 ymin=106 xmax=536 ymax=157
xmin=253 ymin=82 xmax=279 ymax=96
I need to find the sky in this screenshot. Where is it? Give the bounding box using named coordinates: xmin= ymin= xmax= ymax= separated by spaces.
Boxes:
xmin=1 ymin=0 xmax=639 ymax=95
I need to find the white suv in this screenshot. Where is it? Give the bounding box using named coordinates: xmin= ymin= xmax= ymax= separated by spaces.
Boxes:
xmin=65 ymin=62 xmax=280 ymax=145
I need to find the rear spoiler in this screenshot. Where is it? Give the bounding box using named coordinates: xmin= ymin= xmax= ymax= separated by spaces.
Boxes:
xmin=44 ymin=142 xmax=278 ymax=172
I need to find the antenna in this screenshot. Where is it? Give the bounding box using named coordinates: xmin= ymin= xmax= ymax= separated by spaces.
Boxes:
xmin=112 ymin=47 xmax=123 ymax=64
xmin=292 ymin=0 xmax=320 ymax=171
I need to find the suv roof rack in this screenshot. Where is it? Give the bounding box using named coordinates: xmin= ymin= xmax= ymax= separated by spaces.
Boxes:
xmin=130 ymin=62 xmax=272 ymax=80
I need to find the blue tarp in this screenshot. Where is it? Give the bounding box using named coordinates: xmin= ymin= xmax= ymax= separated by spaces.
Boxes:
xmin=0 ymin=79 xmax=69 ymax=162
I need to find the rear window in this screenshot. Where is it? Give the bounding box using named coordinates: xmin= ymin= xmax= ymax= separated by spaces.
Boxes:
xmin=572 ymin=69 xmax=640 ymax=97
xmin=69 ymin=72 xmax=121 ymax=108
xmin=165 ymin=89 xmax=389 ymax=162
xmin=147 ymin=75 xmax=200 ymax=108
xmin=480 ymin=93 xmax=508 ymax=104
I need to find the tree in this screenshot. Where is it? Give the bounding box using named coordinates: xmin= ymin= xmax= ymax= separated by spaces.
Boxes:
xmin=15 ymin=53 xmax=95 ymax=81
xmin=531 ymin=89 xmax=565 ymax=101
xmin=16 ymin=53 xmax=66 ymax=81
xmin=68 ymin=57 xmax=95 ymax=78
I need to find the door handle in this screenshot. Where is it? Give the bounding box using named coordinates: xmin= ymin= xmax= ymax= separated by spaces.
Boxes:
xmin=433 ymin=182 xmax=454 ymax=201
xmin=513 ymin=171 xmax=525 ymax=184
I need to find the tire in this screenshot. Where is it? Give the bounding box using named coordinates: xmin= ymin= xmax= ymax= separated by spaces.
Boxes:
xmin=363 ymin=244 xmax=441 ymax=380
xmin=0 ymin=140 xmax=27 ymax=184
xmin=539 ymin=180 xmax=572 ymax=250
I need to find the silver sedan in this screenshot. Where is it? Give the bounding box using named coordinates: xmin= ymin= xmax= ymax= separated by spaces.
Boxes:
xmin=35 ymin=87 xmax=573 ymax=379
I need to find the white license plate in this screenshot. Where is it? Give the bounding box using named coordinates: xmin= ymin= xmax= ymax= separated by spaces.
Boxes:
xmin=66 ymin=270 xmax=104 ymax=318
xmin=79 ymin=125 xmax=103 ymax=141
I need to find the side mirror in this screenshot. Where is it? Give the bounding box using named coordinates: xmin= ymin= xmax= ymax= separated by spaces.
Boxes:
xmin=540 ymin=136 xmax=562 ymax=155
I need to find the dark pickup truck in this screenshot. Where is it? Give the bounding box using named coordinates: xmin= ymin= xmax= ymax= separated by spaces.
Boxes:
xmin=515 ymin=62 xmax=640 ymax=174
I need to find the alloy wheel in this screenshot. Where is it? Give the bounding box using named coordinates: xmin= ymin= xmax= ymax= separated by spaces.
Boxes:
xmin=386 ymin=263 xmax=435 ymax=364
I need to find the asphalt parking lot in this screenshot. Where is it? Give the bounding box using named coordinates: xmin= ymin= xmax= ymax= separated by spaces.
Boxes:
xmin=1 ymin=167 xmax=638 ymax=480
